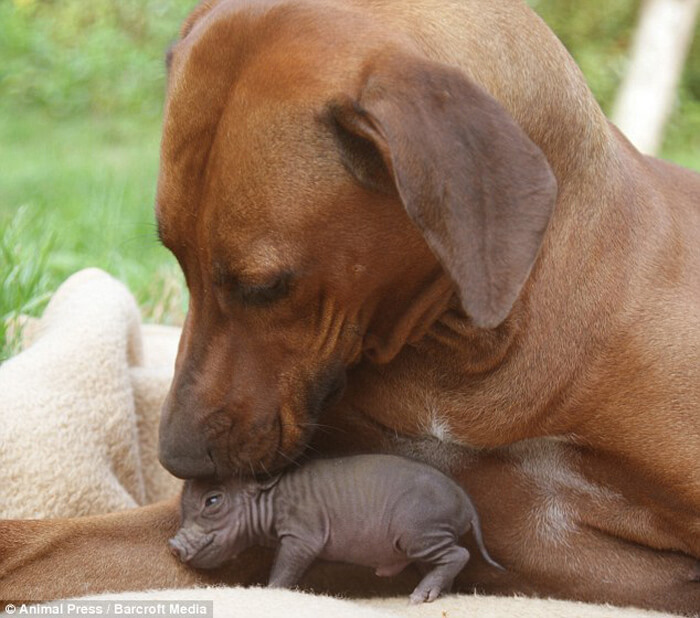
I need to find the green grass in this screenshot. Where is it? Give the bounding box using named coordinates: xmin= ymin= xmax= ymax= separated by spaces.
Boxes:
xmin=0 ymin=112 xmax=162 ymax=276
xmin=0 ymin=205 xmax=55 ymax=361
xmin=0 ymin=0 xmax=190 ymax=361
xmin=0 ymin=111 xmax=186 ymax=362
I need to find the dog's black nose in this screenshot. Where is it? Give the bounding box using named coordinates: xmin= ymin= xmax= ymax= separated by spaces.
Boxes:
xmin=158 ymin=438 xmax=216 ymax=479
xmin=158 ymin=405 xmax=217 ymax=479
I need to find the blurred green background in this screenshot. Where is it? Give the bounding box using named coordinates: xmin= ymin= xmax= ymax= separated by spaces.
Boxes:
xmin=1 ymin=0 xmax=699 ymax=361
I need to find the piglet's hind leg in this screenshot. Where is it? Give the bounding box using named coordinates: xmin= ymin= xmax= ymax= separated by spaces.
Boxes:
xmin=268 ymin=538 xmax=320 ymax=589
xmin=407 ymin=545 xmax=470 ymax=604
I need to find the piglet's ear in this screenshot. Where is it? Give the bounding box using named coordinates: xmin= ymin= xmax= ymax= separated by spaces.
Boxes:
xmin=329 ymin=50 xmax=557 ymax=328
xmin=250 ymin=474 xmax=282 ymax=493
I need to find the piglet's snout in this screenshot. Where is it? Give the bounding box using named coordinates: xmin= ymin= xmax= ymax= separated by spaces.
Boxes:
xmin=169 ymin=537 xmax=187 ymax=561
xmin=169 ymin=530 xmax=214 ymax=564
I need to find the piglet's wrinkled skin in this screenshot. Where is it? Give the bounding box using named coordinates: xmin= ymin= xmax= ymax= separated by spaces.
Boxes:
xmin=169 ymin=454 xmax=504 ymax=603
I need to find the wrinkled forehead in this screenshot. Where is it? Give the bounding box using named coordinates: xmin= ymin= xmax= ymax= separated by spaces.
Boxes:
xmin=182 ymin=479 xmax=206 ymax=504
xmin=156 ymin=1 xmax=360 ymax=254
xmin=200 ymin=89 xmax=341 ymax=258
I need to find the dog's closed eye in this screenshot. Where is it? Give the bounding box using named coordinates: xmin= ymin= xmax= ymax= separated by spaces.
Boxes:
xmin=213 ymin=267 xmax=293 ymax=307
xmin=236 ymin=275 xmax=291 ymax=306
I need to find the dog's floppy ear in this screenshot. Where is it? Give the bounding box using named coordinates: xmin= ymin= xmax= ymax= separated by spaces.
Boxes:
xmin=329 ymin=51 xmax=557 ymax=328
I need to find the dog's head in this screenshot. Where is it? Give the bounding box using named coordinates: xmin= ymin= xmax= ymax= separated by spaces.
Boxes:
xmin=157 ymin=0 xmax=557 ymax=479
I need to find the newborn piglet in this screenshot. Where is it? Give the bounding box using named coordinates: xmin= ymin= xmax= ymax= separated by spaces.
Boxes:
xmin=169 ymin=454 xmax=504 ymax=604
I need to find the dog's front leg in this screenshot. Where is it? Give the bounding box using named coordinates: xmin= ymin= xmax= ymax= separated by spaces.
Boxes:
xmin=0 ymin=498 xmax=273 ymax=603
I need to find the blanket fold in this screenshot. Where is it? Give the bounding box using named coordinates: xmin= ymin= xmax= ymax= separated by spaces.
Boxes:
xmin=0 ymin=268 xmax=181 ymax=518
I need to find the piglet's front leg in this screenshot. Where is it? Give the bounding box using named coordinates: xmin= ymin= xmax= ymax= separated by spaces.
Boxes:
xmin=268 ymin=537 xmax=321 ymax=588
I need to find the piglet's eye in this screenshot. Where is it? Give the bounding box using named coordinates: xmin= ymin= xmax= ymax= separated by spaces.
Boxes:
xmin=204 ymin=493 xmax=223 ymax=509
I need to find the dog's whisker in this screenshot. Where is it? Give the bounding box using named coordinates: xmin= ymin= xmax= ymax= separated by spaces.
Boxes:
xmin=300 ymin=421 xmax=344 ymax=431
xmin=276 ymin=448 xmax=301 ymax=468
xmin=302 ymin=444 xmax=322 ymax=457
xmin=279 ymin=421 xmax=347 ymax=436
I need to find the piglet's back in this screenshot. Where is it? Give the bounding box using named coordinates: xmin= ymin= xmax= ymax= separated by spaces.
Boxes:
xmin=272 ymin=455 xmax=472 ymax=547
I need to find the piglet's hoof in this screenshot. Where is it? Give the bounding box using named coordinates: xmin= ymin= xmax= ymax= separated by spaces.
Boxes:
xmin=409 ymin=586 xmax=443 ymax=604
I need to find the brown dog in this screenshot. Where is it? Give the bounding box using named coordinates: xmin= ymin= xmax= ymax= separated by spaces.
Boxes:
xmin=1 ymin=0 xmax=699 ymax=613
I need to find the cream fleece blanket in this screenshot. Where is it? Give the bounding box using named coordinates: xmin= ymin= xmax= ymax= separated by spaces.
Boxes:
xmin=0 ymin=269 xmax=679 ymax=617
